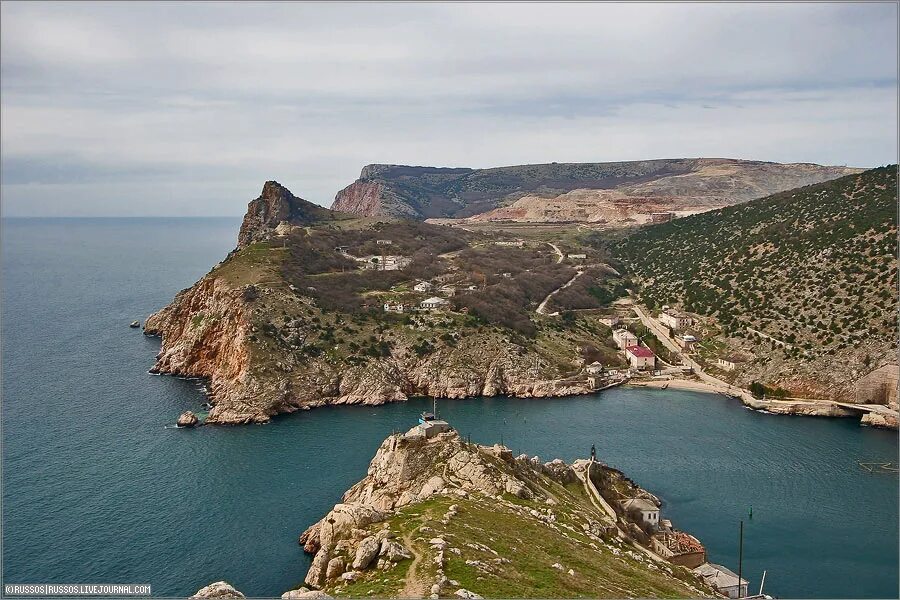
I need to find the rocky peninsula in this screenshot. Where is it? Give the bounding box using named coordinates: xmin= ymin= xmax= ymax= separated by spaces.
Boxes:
xmin=144 ymin=181 xmax=627 ymax=424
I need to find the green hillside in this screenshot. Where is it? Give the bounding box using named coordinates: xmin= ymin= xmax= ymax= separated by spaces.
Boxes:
xmin=613 ymin=166 xmax=897 ymax=393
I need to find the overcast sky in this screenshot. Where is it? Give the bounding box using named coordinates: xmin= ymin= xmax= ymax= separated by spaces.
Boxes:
xmin=1 ymin=2 xmax=897 ymax=217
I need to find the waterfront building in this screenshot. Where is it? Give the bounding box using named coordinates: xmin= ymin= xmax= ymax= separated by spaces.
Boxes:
xmin=625 ymin=345 xmax=656 ymax=370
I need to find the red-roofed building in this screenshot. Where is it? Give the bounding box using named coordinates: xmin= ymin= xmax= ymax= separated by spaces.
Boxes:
xmin=625 ymin=345 xmax=656 ymax=370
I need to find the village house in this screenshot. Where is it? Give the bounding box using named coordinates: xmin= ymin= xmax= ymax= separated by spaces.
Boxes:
xmin=625 ymin=345 xmax=656 ymax=370
xmin=717 ymin=353 xmax=749 ymax=371
xmin=585 ymin=362 xmax=604 ymax=375
xmin=620 ymin=498 xmax=660 ymax=528
xmin=494 ymin=240 xmax=525 ymax=247
xmin=413 ymin=281 xmax=434 ymax=292
xmin=675 ymin=333 xmax=698 ymax=351
xmin=651 ymin=530 xmax=707 ymax=569
xmin=420 ymin=297 xmax=451 ymax=311
xmin=650 ymin=212 xmax=674 ymax=223
xmin=612 ymin=328 xmax=638 ymax=350
xmin=376 ymin=239 xmax=393 ymax=245
xmin=659 ymin=309 xmax=693 ymax=330
xmin=383 ymin=302 xmax=406 ymax=314
xmin=567 ymin=253 xmax=587 ymax=259
xmin=693 ymin=563 xmax=749 ymax=599
xmin=599 ymin=315 xmax=620 ymax=328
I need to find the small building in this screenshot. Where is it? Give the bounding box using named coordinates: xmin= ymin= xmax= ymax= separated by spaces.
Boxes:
xmin=612 ymin=328 xmax=638 ymax=350
xmin=334 ymin=246 xmax=349 ymax=254
xmin=652 ymin=531 xmax=707 ymax=569
xmin=620 ymin=498 xmax=660 ymax=528
xmin=693 ymin=563 xmax=749 ymax=599
xmin=717 ymin=353 xmax=749 ymax=372
xmin=466 ymin=284 xmax=479 ymax=291
xmin=376 ymin=239 xmax=393 ymax=245
xmin=650 ymin=212 xmax=674 ymax=224
xmin=585 ymin=362 xmax=604 ymax=375
xmin=599 ymin=315 xmax=620 ymax=328
xmin=625 ymin=345 xmax=656 ymax=370
xmin=383 ymin=302 xmax=406 ymax=314
xmin=420 ymin=297 xmax=450 ymax=310
xmin=567 ymin=253 xmax=587 ymax=259
xmin=659 ymin=309 xmax=693 ymax=330
xmin=494 ymin=240 xmax=524 ymax=247
xmin=406 ymin=419 xmax=453 ymax=439
xmin=500 ymin=272 xmax=513 ymax=278
xmin=413 ymin=281 xmax=434 ymax=292
xmin=675 ymin=333 xmax=698 ymax=351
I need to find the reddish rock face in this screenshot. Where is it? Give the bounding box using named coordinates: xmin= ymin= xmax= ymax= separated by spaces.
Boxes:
xmin=331 ymin=180 xmax=386 ymax=217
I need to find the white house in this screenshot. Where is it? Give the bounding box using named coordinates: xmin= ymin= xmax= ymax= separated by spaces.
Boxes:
xmin=620 ymin=498 xmax=660 ymax=528
xmin=612 ymin=329 xmax=638 ymax=350
xmin=376 ymin=239 xmax=393 ymax=245
xmin=659 ymin=309 xmax=693 ymax=330
xmin=692 ymin=563 xmax=748 ymax=599
xmin=599 ymin=315 xmax=620 ymax=328
xmin=625 ymin=345 xmax=656 ymax=370
xmin=585 ymin=362 xmax=604 ymax=375
xmin=675 ymin=333 xmax=698 ymax=351
xmin=495 ymin=240 xmax=524 ymax=247
xmin=383 ymin=302 xmax=406 ymax=314
xmin=413 ymin=281 xmax=434 ymax=292
xmin=567 ymin=253 xmax=587 ymax=259
xmin=420 ymin=297 xmax=450 ymax=310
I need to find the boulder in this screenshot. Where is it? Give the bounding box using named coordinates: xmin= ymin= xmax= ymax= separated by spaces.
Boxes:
xmin=419 ymin=475 xmax=446 ymax=498
xmin=325 ymin=557 xmax=345 ymax=579
xmin=352 ymin=536 xmax=381 ymax=570
xmin=455 ymin=589 xmax=483 ymax=599
xmin=379 ymin=539 xmax=411 ymax=562
xmin=505 ymin=479 xmax=533 ymax=499
xmin=190 ymin=581 xmax=245 ymax=599
xmin=177 ymin=411 xmax=199 ymax=427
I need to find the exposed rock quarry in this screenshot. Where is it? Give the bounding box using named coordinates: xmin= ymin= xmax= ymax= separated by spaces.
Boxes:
xmin=332 ymin=159 xmax=860 ymax=221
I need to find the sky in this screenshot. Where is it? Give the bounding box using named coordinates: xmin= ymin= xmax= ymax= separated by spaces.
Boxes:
xmin=1 ymin=2 xmax=897 ymax=217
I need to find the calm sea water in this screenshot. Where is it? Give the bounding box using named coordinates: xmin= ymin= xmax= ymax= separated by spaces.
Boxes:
xmin=2 ymin=218 xmax=897 ymax=599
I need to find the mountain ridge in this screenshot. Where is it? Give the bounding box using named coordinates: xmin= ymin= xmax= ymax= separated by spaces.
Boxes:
xmin=332 ymin=158 xmax=862 ymax=222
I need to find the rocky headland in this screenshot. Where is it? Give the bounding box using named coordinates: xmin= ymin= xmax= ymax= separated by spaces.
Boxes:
xmin=144 ymin=181 xmax=625 ymax=424
xmin=293 ymin=425 xmax=715 ymax=598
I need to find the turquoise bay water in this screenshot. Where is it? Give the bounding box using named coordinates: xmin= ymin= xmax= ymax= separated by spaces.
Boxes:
xmin=2 ymin=218 xmax=897 ymax=598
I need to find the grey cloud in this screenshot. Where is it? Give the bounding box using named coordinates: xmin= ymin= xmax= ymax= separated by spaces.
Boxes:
xmin=0 ymin=1 xmax=896 ymax=216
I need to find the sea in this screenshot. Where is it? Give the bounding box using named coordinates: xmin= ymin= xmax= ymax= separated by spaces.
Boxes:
xmin=1 ymin=217 xmax=897 ymax=599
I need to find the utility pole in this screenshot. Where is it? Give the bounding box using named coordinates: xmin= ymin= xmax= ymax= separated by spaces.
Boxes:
xmin=738 ymin=519 xmax=744 ymax=599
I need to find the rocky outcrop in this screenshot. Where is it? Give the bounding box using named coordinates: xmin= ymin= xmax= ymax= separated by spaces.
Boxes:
xmin=190 ymin=581 xmax=245 ymax=599
xmin=177 ymin=411 xmax=199 ymax=427
xmin=238 ymin=181 xmax=330 ymax=248
xmin=861 ymin=412 xmax=900 ymax=429
xmin=301 ymin=429 xmax=593 ymax=588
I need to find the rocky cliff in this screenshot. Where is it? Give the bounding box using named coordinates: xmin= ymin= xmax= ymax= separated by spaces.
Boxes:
xmin=295 ymin=428 xmax=713 ymax=598
xmin=331 ymin=159 xmax=860 ymax=222
xmin=238 ymin=180 xmax=332 ymax=248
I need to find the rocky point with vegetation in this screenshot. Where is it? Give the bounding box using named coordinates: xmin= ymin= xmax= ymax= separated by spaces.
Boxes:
xmin=294 ymin=426 xmax=714 ymax=599
xmin=145 ymin=181 xmax=629 ymax=424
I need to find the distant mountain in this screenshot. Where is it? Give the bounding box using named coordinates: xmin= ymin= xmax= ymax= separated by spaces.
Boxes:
xmin=612 ymin=166 xmax=898 ymax=400
xmin=331 ymin=159 xmax=861 ymax=222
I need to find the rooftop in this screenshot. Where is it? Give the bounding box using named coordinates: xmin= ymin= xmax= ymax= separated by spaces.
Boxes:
xmin=693 ymin=563 xmax=748 ymax=588
xmin=621 ymin=497 xmax=658 ymax=512
xmin=625 ymin=345 xmax=655 ymax=358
